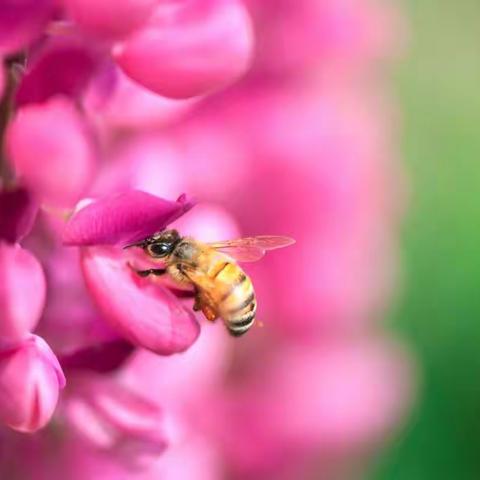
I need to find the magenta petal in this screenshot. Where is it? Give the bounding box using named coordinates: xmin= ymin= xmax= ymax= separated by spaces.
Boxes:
xmin=113 ymin=0 xmax=254 ymax=99
xmin=0 ymin=243 xmax=46 ymax=342
xmin=16 ymin=39 xmax=101 ymax=106
xmin=0 ymin=335 xmax=65 ymax=433
xmin=0 ymin=0 xmax=55 ymax=55
xmin=81 ymin=247 xmax=199 ymax=355
xmin=6 ymin=96 xmax=96 ymax=208
xmin=60 ymin=338 xmax=134 ymax=373
xmin=0 ymin=187 xmax=38 ymax=243
xmin=62 ymin=0 xmax=157 ymax=40
xmin=65 ymin=374 xmax=167 ymax=468
xmin=63 ymin=190 xmax=194 ymax=246
xmin=0 ymin=61 xmax=4 ymax=99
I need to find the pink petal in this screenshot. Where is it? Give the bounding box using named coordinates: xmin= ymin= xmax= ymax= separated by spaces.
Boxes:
xmin=0 ymin=243 xmax=46 ymax=342
xmin=81 ymin=246 xmax=199 ymax=355
xmin=0 ymin=60 xmax=4 ymax=99
xmin=0 ymin=187 xmax=38 ymax=243
xmin=90 ymin=135 xmax=189 ymax=201
xmin=265 ymin=340 xmax=414 ymax=449
xmin=38 ymin=245 xmax=120 ymax=356
xmin=0 ymin=0 xmax=55 ymax=55
xmin=217 ymin=339 xmax=414 ymax=475
xmin=62 ymin=0 xmax=157 ymax=40
xmin=0 ymin=335 xmax=65 ymax=433
xmin=64 ymin=373 xmax=167 ymax=468
xmin=59 ymin=339 xmax=134 ymax=373
xmin=113 ymin=0 xmax=254 ymax=99
xmin=63 ymin=190 xmax=194 ymax=246
xmin=6 ymin=96 xmax=96 ymax=208
xmin=83 ymin=64 xmax=196 ymax=131
xmin=16 ymin=38 xmax=101 ymax=106
xmin=121 ymin=329 xmax=230 ymax=421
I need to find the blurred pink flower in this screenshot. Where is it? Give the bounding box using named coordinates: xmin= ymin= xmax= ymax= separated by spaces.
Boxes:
xmin=62 ymin=0 xmax=157 ymax=40
xmin=63 ymin=373 xmax=167 ymax=468
xmin=0 ymin=61 xmax=4 ymax=98
xmin=37 ymin=245 xmax=119 ymax=356
xmin=215 ymin=338 xmax=413 ymax=477
xmin=83 ymin=66 xmax=197 ymax=132
xmin=6 ymin=96 xmax=96 ymax=208
xmin=0 ymin=243 xmax=46 ymax=342
xmin=15 ymin=38 xmax=101 ymax=106
xmin=245 ymin=0 xmax=402 ymax=74
xmin=0 ymin=187 xmax=38 ymax=244
xmin=0 ymin=335 xmax=65 ymax=433
xmin=113 ymin=0 xmax=254 ymax=98
xmin=0 ymin=0 xmax=55 ymax=55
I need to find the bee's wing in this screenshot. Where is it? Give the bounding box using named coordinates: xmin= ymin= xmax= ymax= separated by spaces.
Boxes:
xmin=206 ymin=236 xmax=295 ymax=263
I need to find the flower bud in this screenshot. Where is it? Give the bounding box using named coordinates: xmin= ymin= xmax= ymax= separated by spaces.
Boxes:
xmin=0 ymin=335 xmax=66 ymax=433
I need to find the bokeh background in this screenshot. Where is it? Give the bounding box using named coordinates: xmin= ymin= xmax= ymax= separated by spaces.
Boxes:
xmin=372 ymin=0 xmax=480 ymax=478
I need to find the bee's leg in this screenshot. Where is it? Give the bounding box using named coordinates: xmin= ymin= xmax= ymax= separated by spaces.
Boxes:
xmin=130 ymin=266 xmax=167 ymax=277
xmin=193 ymin=298 xmax=201 ymax=311
xmin=201 ymin=304 xmax=218 ymax=322
xmin=193 ymin=290 xmax=202 ymax=311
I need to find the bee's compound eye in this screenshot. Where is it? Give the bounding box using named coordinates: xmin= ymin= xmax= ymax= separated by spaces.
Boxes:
xmin=147 ymin=243 xmax=171 ymax=258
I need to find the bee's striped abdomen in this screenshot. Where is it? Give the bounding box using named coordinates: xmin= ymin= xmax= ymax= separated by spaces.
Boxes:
xmin=209 ymin=261 xmax=256 ymax=337
xmin=227 ymin=299 xmax=257 ymax=336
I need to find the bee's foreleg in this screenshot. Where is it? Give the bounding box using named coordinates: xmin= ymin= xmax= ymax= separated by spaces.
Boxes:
xmin=192 ymin=287 xmax=202 ymax=311
xmin=133 ymin=267 xmax=167 ymax=277
xmin=192 ymin=291 xmax=217 ymax=321
xmin=193 ymin=297 xmax=201 ymax=311
xmin=201 ymin=304 xmax=218 ymax=322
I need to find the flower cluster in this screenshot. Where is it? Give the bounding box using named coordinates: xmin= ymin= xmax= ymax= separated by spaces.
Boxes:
xmin=0 ymin=0 xmax=413 ymax=479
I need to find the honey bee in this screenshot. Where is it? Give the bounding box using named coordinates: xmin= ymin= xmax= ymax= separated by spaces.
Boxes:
xmin=125 ymin=230 xmax=295 ymax=336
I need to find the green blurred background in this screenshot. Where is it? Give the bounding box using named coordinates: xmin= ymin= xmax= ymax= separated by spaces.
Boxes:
xmin=371 ymin=0 xmax=480 ymax=478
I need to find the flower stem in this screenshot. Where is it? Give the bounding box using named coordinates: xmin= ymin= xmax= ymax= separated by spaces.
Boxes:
xmin=0 ymin=53 xmax=26 ymax=185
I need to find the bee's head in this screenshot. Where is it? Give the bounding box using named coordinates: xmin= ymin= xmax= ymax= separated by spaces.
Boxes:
xmin=125 ymin=229 xmax=181 ymax=258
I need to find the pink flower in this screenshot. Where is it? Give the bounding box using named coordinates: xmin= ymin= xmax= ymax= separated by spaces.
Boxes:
xmin=15 ymin=38 xmax=101 ymax=106
xmin=81 ymin=246 xmax=199 ymax=355
xmin=83 ymin=66 xmax=196 ymax=132
xmin=113 ymin=0 xmax=254 ymax=99
xmin=62 ymin=0 xmax=157 ymax=40
xmin=0 ymin=187 xmax=38 ymax=244
xmin=63 ymin=190 xmax=194 ymax=246
xmin=0 ymin=243 xmax=45 ymax=342
xmin=215 ymin=339 xmax=413 ymax=477
xmin=6 ymin=96 xmax=96 ymax=208
xmin=246 ymin=0 xmax=402 ymax=74
xmin=90 ymin=135 xmax=190 ymax=199
xmin=0 ymin=61 xmax=4 ymax=99
xmin=38 ymin=245 xmax=120 ymax=356
xmin=63 ymin=373 xmax=167 ymax=468
xmin=0 ymin=335 xmax=65 ymax=433
xmin=0 ymin=0 xmax=413 ymax=477
xmin=0 ymin=0 xmax=55 ymax=55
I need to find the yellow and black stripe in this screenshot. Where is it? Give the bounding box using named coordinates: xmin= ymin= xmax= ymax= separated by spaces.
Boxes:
xmin=209 ymin=261 xmax=256 ymax=337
